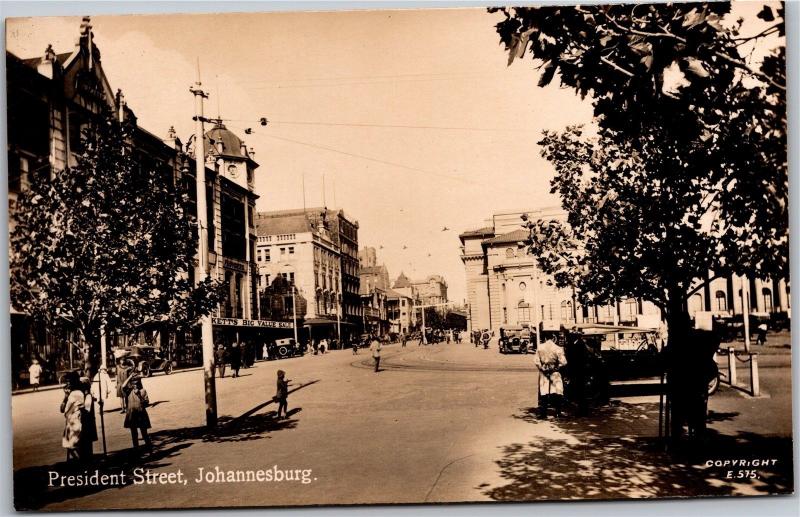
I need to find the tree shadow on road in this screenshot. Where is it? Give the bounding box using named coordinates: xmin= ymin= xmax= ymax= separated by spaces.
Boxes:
xmin=13 ymin=379 xmax=320 ymax=510
xmin=480 ymin=402 xmax=793 ymax=501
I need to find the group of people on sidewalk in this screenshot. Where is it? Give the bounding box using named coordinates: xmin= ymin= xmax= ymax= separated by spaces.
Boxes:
xmin=60 ymin=359 xmax=154 ymax=464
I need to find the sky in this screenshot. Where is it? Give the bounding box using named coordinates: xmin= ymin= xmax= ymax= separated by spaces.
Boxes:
xmin=5 ymin=3 xmax=780 ymax=304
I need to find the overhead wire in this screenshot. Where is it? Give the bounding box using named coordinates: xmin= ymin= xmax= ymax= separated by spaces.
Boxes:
xmin=255 ymin=131 xmax=473 ymax=185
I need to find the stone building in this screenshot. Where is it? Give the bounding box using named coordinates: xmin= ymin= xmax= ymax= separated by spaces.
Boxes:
xmin=6 ymin=18 xmax=262 ymax=384
xmin=460 ymin=207 xmax=791 ymax=334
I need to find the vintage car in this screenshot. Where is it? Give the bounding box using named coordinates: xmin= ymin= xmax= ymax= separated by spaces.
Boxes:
xmin=272 ymin=338 xmax=303 ymax=359
xmin=118 ymin=345 xmax=175 ymax=377
xmin=499 ymin=325 xmax=533 ymax=354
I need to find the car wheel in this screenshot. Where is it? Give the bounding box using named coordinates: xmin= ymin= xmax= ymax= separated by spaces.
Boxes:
xmin=142 ymin=364 xmax=152 ymax=377
xmin=278 ymin=346 xmax=289 ymax=358
xmin=164 ymin=362 xmax=173 ymax=375
xmin=708 ymin=374 xmax=720 ymax=396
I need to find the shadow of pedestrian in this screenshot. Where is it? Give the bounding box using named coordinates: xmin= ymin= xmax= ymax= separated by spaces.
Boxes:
xmin=13 ymin=380 xmax=320 ymax=510
xmin=480 ymin=402 xmax=792 ymax=501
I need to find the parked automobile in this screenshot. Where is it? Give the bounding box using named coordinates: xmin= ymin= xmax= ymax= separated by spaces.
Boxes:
xmin=498 ymin=325 xmax=532 ymax=354
xmin=273 ymin=338 xmax=302 ymax=359
xmin=120 ymin=345 xmax=175 ymax=377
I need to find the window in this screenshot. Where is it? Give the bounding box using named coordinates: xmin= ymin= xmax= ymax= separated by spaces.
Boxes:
xmin=560 ymin=300 xmax=572 ymax=321
xmin=505 ymin=248 xmax=515 ymax=258
xmin=503 ymin=307 xmax=508 ymax=323
xmin=519 ymin=281 xmax=526 ymax=291
xmin=256 ymin=249 xmax=262 ymax=262
xmin=762 ymin=288 xmax=773 ymax=312
xmin=289 ymin=246 xmax=295 ymax=255
xmin=280 ymin=247 xmax=286 ymax=256
xmin=264 ymin=249 xmax=270 ymax=262
xmin=518 ymin=301 xmax=531 ymax=323
xmin=715 ymin=290 xmax=727 ymax=312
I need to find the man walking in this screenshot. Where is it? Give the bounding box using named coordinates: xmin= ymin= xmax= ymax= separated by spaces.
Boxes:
xmin=370 ymin=336 xmax=382 ymax=373
xmin=215 ymin=344 xmax=227 ymax=379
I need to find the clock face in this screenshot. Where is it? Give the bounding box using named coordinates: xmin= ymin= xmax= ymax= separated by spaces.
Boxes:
xmin=227 ymin=164 xmax=238 ymax=178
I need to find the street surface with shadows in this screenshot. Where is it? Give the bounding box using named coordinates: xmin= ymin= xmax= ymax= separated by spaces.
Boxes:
xmin=481 ymin=402 xmax=793 ymax=501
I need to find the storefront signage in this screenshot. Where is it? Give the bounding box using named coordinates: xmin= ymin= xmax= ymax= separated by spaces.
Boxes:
xmin=212 ymin=317 xmax=293 ymax=329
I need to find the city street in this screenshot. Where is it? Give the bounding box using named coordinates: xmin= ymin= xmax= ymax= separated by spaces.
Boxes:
xmin=12 ymin=337 xmax=793 ymax=510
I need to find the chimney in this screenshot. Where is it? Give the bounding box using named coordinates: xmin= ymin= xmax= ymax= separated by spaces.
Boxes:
xmin=37 ymin=44 xmax=57 ymax=79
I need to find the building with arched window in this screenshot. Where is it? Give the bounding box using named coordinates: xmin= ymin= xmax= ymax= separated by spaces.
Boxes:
xmin=460 ymin=208 xmax=790 ymax=334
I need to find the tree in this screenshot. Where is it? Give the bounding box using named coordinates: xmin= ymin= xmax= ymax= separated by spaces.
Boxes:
xmin=10 ymin=108 xmax=222 ymax=375
xmin=492 ymin=3 xmax=787 ymax=439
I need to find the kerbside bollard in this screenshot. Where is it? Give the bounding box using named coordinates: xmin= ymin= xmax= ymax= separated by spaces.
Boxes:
xmin=750 ymin=353 xmax=760 ymax=397
xmin=728 ymin=347 xmax=737 ymax=387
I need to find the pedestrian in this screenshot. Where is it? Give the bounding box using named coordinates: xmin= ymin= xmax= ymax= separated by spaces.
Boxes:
xmin=352 ymin=339 xmax=360 ymax=355
xmin=401 ymin=332 xmax=407 ymax=347
xmin=756 ymin=321 xmax=768 ymax=346
xmin=262 ymin=342 xmax=269 ymax=361
xmin=230 ymin=342 xmax=242 ymax=378
xmin=115 ymin=358 xmax=133 ymax=413
xmin=60 ymin=372 xmax=85 ymax=462
xmin=534 ymin=333 xmax=568 ymax=419
xmin=122 ymin=374 xmax=152 ymax=449
xmin=215 ymin=344 xmax=227 ymax=378
xmin=28 ymin=358 xmax=43 ymax=392
xmin=320 ymin=338 xmax=327 ymax=354
xmin=275 ymin=369 xmax=289 ymax=419
xmin=370 ymin=336 xmax=382 ymax=373
xmin=78 ymin=376 xmax=98 ymax=461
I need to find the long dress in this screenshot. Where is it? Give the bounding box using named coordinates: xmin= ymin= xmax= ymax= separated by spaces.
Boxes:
xmin=61 ymin=389 xmax=84 ymax=450
xmin=534 ymin=339 xmax=567 ymax=397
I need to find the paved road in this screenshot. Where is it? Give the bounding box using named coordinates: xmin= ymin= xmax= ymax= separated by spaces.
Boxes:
xmin=12 ymin=341 xmax=793 ymax=510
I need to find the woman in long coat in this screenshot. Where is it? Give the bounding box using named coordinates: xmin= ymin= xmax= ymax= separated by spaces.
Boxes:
xmin=534 ymin=335 xmax=568 ymax=418
xmin=60 ymin=373 xmax=84 ymax=462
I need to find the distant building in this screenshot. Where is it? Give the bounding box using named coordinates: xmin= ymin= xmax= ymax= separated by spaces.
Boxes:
xmin=359 ymin=264 xmax=390 ymax=292
xmin=255 ymin=209 xmax=342 ymax=339
xmin=385 ymin=289 xmax=414 ymax=334
xmin=358 ymin=246 xmax=378 ymax=268
xmin=460 ymin=207 xmax=791 ymax=334
xmin=392 ymin=273 xmax=448 ymax=307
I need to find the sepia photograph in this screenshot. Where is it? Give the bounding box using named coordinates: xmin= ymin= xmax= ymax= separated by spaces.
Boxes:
xmin=4 ymin=1 xmax=794 ymax=511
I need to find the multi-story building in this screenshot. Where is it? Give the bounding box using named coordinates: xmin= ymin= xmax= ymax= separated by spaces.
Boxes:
xmin=460 ymin=207 xmax=791 ymax=334
xmin=255 ymin=209 xmax=343 ymax=340
xmin=385 ymin=289 xmax=414 ymax=334
xmin=359 ymin=264 xmax=390 ymax=292
xmin=392 ymin=273 xmax=448 ymax=307
xmin=358 ymin=246 xmax=378 ymax=268
xmin=6 ymin=18 xmax=262 ymax=384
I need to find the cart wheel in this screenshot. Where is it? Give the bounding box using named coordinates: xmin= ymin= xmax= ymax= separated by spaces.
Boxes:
xmin=164 ymin=362 xmax=173 ymax=375
xmin=278 ymin=346 xmax=289 ymax=358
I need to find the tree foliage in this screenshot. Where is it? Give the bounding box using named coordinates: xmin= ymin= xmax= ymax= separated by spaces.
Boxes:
xmin=10 ymin=108 xmax=222 ymax=358
xmin=493 ymin=2 xmax=787 ymax=316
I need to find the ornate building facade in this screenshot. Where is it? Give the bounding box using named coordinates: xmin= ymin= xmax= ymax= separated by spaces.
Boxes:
xmin=460 ymin=208 xmax=791 ymax=334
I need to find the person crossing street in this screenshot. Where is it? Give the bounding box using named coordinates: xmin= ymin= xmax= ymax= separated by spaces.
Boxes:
xmin=369 ymin=336 xmax=382 ymax=373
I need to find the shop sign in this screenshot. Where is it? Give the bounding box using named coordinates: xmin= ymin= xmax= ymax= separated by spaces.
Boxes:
xmin=212 ymin=317 xmax=293 ymax=329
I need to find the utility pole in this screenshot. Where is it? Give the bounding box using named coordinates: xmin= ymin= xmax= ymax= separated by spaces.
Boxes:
xmin=190 ymin=72 xmax=217 ymax=428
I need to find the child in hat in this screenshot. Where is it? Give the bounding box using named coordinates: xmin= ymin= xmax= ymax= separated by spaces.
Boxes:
xmin=275 ymin=370 xmax=289 ymax=419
